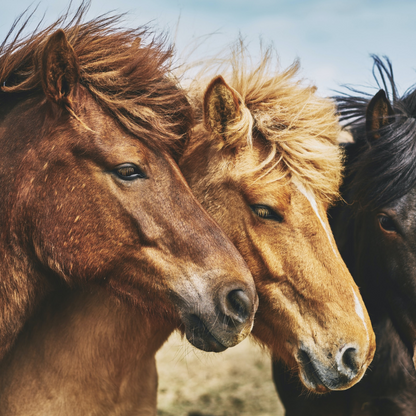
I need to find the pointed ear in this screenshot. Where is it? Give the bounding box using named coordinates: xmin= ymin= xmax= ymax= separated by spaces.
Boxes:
xmin=40 ymin=29 xmax=80 ymax=107
xmin=203 ymin=75 xmax=240 ymax=140
xmin=366 ymin=89 xmax=395 ymax=141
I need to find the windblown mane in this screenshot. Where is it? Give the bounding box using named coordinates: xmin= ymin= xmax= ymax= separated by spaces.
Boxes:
xmin=0 ymin=3 xmax=192 ymax=155
xmin=187 ymin=43 xmax=342 ymax=203
xmin=335 ymin=56 xmax=416 ymax=211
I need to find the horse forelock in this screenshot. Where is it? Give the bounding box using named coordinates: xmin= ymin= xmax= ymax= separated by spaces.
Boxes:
xmin=187 ymin=42 xmax=342 ymax=205
xmin=0 ymin=3 xmax=192 ymax=156
xmin=335 ymin=56 xmax=416 ymax=212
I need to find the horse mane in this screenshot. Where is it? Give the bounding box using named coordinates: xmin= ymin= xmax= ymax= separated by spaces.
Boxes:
xmin=187 ymin=42 xmax=342 ymax=204
xmin=0 ymin=3 xmax=192 ymax=156
xmin=334 ymin=55 xmax=416 ymax=211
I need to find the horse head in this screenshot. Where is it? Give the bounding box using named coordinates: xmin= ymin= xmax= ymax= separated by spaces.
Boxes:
xmin=0 ymin=24 xmax=258 ymax=360
xmin=334 ymin=67 xmax=416 ymax=370
xmin=181 ymin=62 xmax=375 ymax=393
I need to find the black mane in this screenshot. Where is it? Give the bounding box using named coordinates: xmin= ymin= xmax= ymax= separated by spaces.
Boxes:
xmin=334 ymin=56 xmax=416 ymax=211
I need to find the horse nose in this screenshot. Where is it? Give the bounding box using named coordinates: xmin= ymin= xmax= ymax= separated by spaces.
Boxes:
xmin=297 ymin=344 xmax=363 ymax=392
xmin=180 ymin=283 xmax=257 ymax=352
xmin=336 ymin=344 xmax=359 ymax=378
xmin=224 ymin=289 xmax=251 ymax=323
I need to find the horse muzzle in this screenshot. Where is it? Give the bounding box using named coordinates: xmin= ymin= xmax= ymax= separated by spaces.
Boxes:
xmin=296 ymin=344 xmax=366 ymax=393
xmin=179 ymin=283 xmax=258 ymax=352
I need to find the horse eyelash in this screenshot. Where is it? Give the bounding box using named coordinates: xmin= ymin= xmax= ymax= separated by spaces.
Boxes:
xmin=256 ymin=207 xmax=271 ymax=217
xmin=250 ymin=204 xmax=283 ymax=222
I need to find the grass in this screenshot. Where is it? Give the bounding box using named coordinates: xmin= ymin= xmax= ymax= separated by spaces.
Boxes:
xmin=156 ymin=332 xmax=284 ymax=416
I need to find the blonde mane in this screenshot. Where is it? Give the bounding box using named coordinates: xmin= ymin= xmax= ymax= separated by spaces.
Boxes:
xmin=187 ymin=43 xmax=343 ymax=204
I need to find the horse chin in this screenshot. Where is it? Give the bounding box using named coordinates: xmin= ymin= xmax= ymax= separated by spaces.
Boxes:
xmin=297 ymin=367 xmax=331 ymax=394
xmin=182 ymin=314 xmax=228 ymax=353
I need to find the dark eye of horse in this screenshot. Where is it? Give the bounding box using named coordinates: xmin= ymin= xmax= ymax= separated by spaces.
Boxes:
xmin=250 ymin=204 xmax=283 ymax=222
xmin=113 ymin=164 xmax=146 ymax=181
xmin=377 ymin=214 xmax=397 ymax=233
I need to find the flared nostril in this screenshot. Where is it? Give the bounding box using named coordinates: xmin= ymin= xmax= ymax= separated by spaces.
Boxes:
xmin=337 ymin=346 xmax=359 ymax=377
xmin=297 ymin=343 xmax=365 ymax=391
xmin=225 ymin=289 xmax=251 ymax=323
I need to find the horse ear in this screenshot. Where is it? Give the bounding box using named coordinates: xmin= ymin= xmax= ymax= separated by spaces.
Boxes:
xmin=40 ymin=29 xmax=80 ymax=107
xmin=366 ymin=89 xmax=395 ymax=141
xmin=203 ymin=75 xmax=240 ymax=140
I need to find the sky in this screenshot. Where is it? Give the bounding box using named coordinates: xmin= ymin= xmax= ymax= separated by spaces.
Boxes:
xmin=1 ymin=0 xmax=415 ymax=96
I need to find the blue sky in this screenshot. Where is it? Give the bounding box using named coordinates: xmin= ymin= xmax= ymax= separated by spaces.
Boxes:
xmin=1 ymin=0 xmax=415 ymax=96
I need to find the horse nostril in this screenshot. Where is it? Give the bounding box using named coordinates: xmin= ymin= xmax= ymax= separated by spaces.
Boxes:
xmin=226 ymin=289 xmax=251 ymax=323
xmin=338 ymin=346 xmax=359 ymax=376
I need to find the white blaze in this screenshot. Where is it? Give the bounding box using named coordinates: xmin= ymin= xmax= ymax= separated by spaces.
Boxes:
xmin=293 ymin=179 xmax=338 ymax=256
xmin=353 ymin=288 xmax=369 ymax=340
xmin=293 ymin=179 xmax=369 ymax=335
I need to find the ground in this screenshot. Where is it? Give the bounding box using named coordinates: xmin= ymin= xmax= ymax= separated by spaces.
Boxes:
xmin=156 ymin=332 xmax=285 ymax=416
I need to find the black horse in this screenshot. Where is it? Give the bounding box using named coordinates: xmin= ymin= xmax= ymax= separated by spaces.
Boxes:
xmin=273 ymin=56 xmax=416 ymax=416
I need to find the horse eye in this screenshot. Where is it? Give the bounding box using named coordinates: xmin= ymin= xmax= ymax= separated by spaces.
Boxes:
xmin=113 ymin=164 xmax=146 ymax=181
xmin=250 ymin=204 xmax=283 ymax=222
xmin=377 ymin=214 xmax=397 ymax=233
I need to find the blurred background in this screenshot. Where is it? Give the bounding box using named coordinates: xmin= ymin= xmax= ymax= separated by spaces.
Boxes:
xmin=2 ymin=1 xmax=414 ymax=415
xmin=1 ymin=0 xmax=416 ymax=96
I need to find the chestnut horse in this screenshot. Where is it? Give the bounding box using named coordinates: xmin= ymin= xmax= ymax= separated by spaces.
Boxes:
xmin=273 ymin=58 xmax=416 ymax=415
xmin=179 ymin=46 xmax=375 ymax=395
xmin=0 ymin=10 xmax=258 ymax=415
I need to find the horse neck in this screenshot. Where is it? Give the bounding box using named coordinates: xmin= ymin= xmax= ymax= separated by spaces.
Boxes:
xmin=0 ymin=95 xmax=52 ymax=361
xmin=0 ymin=287 xmax=176 ymax=413
xmin=9 ymin=287 xmax=176 ymax=364
xmin=0 ymin=242 xmax=50 ymax=362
